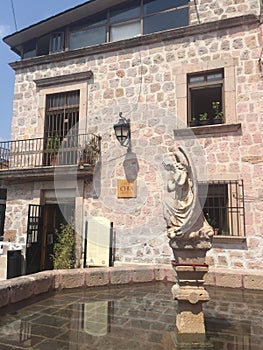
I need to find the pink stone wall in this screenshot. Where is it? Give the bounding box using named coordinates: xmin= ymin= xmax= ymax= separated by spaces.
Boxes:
xmin=189 ymin=0 xmax=260 ymax=25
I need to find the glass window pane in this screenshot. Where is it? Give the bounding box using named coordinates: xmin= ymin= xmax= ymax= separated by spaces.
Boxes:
xmin=189 ymin=75 xmax=205 ymax=84
xmin=144 ymin=0 xmax=188 ymax=14
xmin=110 ymin=1 xmax=140 ymax=22
xmin=37 ymin=35 xmax=50 ymax=56
xmin=144 ymin=8 xmax=188 ymax=34
xmin=69 ymin=26 xmax=106 ymax=50
xmin=23 ymin=41 xmax=36 ymax=59
xmin=110 ymin=20 xmax=141 ymax=42
xmin=67 ymin=91 xmax=80 ymax=106
xmin=24 ymin=48 xmax=36 ymax=59
xmin=190 ymin=86 xmax=222 ymax=119
xmin=207 ymin=72 xmax=223 ymax=82
xmin=50 ymin=33 xmax=64 ymax=53
xmin=71 ymin=13 xmax=107 ymax=31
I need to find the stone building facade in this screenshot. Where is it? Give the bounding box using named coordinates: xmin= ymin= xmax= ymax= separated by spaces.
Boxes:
xmin=1 ymin=0 xmax=262 ymax=277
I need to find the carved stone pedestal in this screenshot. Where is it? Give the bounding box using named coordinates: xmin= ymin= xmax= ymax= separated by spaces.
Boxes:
xmin=172 ymin=265 xmax=209 ymax=334
xmin=170 ymin=244 xmax=213 ymax=348
xmin=172 ymin=264 xmax=209 ymax=333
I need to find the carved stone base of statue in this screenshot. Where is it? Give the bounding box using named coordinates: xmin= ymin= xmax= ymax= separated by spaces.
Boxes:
xmin=172 ymin=263 xmax=209 ymax=331
xmin=170 ymin=240 xmax=212 ymax=265
xmin=170 ymin=239 xmax=212 ymax=348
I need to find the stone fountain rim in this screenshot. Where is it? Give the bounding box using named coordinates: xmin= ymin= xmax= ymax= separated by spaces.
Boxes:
xmin=0 ymin=264 xmax=262 ymax=309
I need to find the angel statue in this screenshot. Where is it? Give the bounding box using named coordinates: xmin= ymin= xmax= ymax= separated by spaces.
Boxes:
xmin=162 ymin=147 xmax=213 ymax=244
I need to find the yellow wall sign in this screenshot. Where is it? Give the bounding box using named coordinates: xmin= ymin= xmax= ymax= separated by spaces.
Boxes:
xmin=117 ymin=179 xmax=137 ymax=198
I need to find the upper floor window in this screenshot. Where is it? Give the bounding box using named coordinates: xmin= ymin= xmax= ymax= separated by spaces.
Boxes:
xmin=22 ymin=0 xmax=189 ymax=58
xmin=50 ymin=32 xmax=64 ymax=53
xmin=45 ymin=90 xmax=80 ymax=138
xmin=44 ymin=90 xmax=80 ymax=166
xmin=143 ymin=0 xmax=189 ymax=34
xmin=23 ymin=32 xmax=64 ymax=58
xmin=188 ymin=69 xmax=224 ymax=127
xmin=69 ymin=15 xmax=107 ymax=50
xmin=23 ymin=40 xmax=36 ymax=59
xmin=109 ymin=1 xmax=141 ymax=42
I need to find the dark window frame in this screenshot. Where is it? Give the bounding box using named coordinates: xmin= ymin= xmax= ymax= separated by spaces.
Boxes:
xmin=188 ymin=69 xmax=225 ymax=127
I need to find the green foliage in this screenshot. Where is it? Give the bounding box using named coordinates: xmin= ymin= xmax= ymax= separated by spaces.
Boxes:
xmin=212 ymin=101 xmax=224 ymax=119
xmin=52 ymin=223 xmax=76 ymax=269
xmin=47 ymin=136 xmax=60 ymax=156
xmin=199 ymin=112 xmax=208 ymax=121
xmin=80 ymin=136 xmax=100 ymax=165
xmin=205 ymin=212 xmax=217 ymax=228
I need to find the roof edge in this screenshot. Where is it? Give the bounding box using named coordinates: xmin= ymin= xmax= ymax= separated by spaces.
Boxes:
xmin=3 ymin=0 xmax=128 ymax=49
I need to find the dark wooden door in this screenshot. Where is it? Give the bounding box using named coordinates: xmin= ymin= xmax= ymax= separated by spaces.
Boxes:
xmin=26 ymin=204 xmax=43 ymax=274
xmin=42 ymin=203 xmax=75 ymax=270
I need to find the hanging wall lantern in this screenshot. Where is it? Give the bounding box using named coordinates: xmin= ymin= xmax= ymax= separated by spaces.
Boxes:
xmin=113 ymin=112 xmax=131 ymax=150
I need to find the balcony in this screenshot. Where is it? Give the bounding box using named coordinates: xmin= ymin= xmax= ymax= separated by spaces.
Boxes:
xmin=0 ymin=133 xmax=101 ymax=182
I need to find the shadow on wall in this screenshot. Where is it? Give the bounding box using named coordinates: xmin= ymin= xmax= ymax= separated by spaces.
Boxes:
xmin=123 ymin=151 xmax=139 ymax=181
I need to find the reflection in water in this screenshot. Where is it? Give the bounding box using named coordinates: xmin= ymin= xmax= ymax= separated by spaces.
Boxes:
xmin=79 ymin=301 xmax=113 ymax=336
xmin=0 ymin=283 xmax=262 ymax=349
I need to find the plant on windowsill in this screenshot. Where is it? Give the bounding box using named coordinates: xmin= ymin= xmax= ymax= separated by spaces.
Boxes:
xmin=190 ymin=116 xmax=199 ymax=127
xmin=205 ymin=212 xmax=219 ymax=235
xmin=79 ymin=136 xmax=99 ymax=168
xmin=212 ymin=101 xmax=224 ymax=124
xmin=46 ymin=135 xmax=60 ymax=166
xmin=199 ymin=112 xmax=210 ymax=126
xmin=51 ymin=222 xmax=76 ymax=269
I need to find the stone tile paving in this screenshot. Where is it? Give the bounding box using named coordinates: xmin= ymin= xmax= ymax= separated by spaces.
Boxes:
xmin=0 ymin=282 xmax=262 ymax=349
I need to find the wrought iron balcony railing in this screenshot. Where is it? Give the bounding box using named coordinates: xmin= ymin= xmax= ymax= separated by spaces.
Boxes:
xmin=0 ymin=133 xmax=101 ymax=170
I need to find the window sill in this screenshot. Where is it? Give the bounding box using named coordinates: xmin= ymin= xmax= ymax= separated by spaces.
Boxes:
xmin=174 ymin=123 xmax=241 ymax=137
xmin=212 ymin=235 xmax=246 ymax=243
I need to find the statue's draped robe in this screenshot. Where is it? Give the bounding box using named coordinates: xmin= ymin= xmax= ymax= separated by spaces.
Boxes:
xmin=163 ymin=162 xmax=193 ymax=237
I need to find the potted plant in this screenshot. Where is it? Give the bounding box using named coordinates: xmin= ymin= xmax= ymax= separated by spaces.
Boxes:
xmin=205 ymin=212 xmax=219 ymax=235
xmin=199 ymin=112 xmax=210 ymax=126
xmin=190 ymin=116 xmax=199 ymax=127
xmin=79 ymin=136 xmax=99 ymax=167
xmin=51 ymin=222 xmax=76 ymax=269
xmin=46 ymin=135 xmax=60 ymax=165
xmin=212 ymin=101 xmax=224 ymax=124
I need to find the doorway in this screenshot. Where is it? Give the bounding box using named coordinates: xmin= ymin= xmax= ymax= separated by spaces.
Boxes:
xmin=26 ymin=202 xmax=75 ymax=274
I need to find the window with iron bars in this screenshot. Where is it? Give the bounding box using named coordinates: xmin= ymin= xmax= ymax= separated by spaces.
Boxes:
xmin=43 ymin=90 xmax=80 ymax=166
xmin=199 ymin=180 xmax=245 ymax=236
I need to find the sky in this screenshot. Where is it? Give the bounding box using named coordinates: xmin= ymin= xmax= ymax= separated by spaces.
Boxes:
xmin=0 ymin=0 xmax=88 ymax=141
